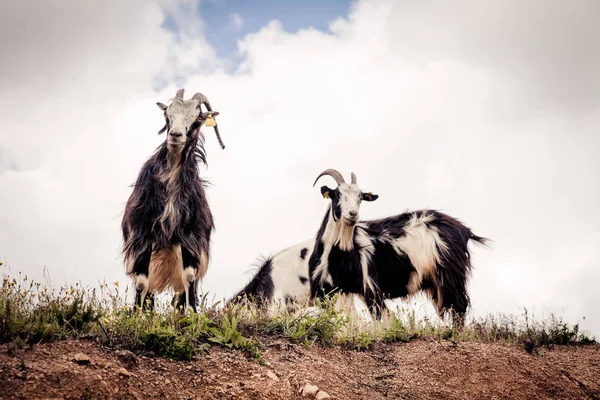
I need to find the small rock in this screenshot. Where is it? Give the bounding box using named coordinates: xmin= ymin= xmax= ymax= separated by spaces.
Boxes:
xmin=266 ymin=371 xmax=279 ymax=382
xmin=301 ymin=384 xmax=319 ymax=397
xmin=117 ymin=367 xmax=131 ymax=377
xmin=316 ymin=390 xmax=331 ymax=399
xmin=13 ymin=371 xmax=27 ymax=380
xmin=115 ymin=350 xmax=138 ymax=368
xmin=73 ymin=353 xmax=91 ymax=365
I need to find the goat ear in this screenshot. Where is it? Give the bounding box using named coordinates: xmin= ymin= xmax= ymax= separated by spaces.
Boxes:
xmin=320 ymin=185 xmax=333 ymax=199
xmin=362 ymin=192 xmax=378 ymax=202
xmin=157 ymin=102 xmax=168 ymax=111
xmin=158 ymin=124 xmax=167 ymax=135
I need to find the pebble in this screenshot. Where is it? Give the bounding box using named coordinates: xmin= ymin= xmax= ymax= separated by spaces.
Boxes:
xmin=266 ymin=371 xmax=280 ymax=382
xmin=301 ymin=384 xmax=319 ymax=397
xmin=115 ymin=350 xmax=138 ymax=368
xmin=73 ymin=353 xmax=91 ymax=365
xmin=316 ymin=391 xmax=332 ymax=399
xmin=117 ymin=367 xmax=132 ymax=377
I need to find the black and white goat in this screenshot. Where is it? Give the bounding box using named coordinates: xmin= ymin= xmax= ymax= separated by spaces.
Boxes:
xmin=121 ymin=88 xmax=225 ymax=313
xmin=308 ymin=168 xmax=489 ymax=326
xmin=231 ymin=238 xmax=365 ymax=318
xmin=232 ymin=239 xmax=315 ymax=312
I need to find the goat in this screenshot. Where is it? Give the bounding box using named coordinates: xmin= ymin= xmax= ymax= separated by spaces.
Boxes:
xmin=308 ymin=168 xmax=490 ymax=327
xmin=121 ymin=88 xmax=225 ymax=313
xmin=232 ymin=239 xmax=315 ymax=313
xmin=231 ymin=239 xmax=365 ymax=318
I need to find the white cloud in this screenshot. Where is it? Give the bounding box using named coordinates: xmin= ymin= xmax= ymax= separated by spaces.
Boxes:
xmin=229 ymin=13 xmax=244 ymax=31
xmin=1 ymin=0 xmax=599 ymax=336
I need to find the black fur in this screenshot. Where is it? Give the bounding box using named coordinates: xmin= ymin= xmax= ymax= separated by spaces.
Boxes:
xmin=299 ymin=247 xmax=308 ymax=260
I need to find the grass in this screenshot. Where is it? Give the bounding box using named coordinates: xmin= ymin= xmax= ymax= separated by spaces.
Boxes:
xmin=0 ymin=272 xmax=596 ymax=363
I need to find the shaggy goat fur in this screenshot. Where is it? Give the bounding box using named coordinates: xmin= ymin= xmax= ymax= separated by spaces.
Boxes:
xmin=121 ymin=89 xmax=222 ymax=312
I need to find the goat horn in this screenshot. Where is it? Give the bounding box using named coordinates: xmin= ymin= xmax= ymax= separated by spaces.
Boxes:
xmin=192 ymin=92 xmax=226 ymax=150
xmin=213 ymin=124 xmax=226 ymax=149
xmin=351 ymin=172 xmax=357 ymax=184
xmin=192 ymin=92 xmax=209 ymax=105
xmin=313 ymin=169 xmax=346 ymax=187
xmin=175 ymin=88 xmax=184 ymax=99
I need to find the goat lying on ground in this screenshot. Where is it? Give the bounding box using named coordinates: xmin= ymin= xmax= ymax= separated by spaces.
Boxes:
xmin=121 ymin=88 xmax=225 ymax=313
xmin=231 ymin=238 xmax=364 ymax=318
xmin=308 ymin=169 xmax=490 ymax=327
xmin=232 ymin=239 xmax=314 ymax=313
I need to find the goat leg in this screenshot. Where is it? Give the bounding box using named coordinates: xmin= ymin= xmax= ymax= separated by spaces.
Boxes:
xmin=132 ymin=248 xmax=152 ymax=311
xmin=364 ymin=290 xmax=386 ymax=321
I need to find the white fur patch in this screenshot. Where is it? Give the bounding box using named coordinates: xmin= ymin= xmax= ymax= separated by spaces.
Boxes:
xmin=270 ymin=239 xmax=314 ymax=306
xmin=135 ymin=275 xmax=149 ymax=291
xmin=337 ymin=183 xmax=362 ymax=223
xmin=392 ymin=213 xmax=447 ymax=294
xmin=182 ymin=267 xmax=195 ymax=284
xmin=181 ymin=266 xmax=196 ymax=310
xmin=355 ymin=226 xmax=377 ymax=294
xmin=134 ymin=275 xmax=150 ymax=307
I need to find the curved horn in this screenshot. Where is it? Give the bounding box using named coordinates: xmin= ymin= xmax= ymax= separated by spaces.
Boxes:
xmin=313 ymin=168 xmax=346 ymax=187
xmin=175 ymin=88 xmax=185 ymax=99
xmin=213 ymin=124 xmax=225 ymax=149
xmin=192 ymin=92 xmax=209 ymax=107
xmin=351 ymin=172 xmax=357 ymax=184
xmin=192 ymin=92 xmax=226 ymax=149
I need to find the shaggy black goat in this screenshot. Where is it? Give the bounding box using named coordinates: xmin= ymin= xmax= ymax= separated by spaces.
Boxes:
xmin=121 ymin=88 xmax=225 ymax=313
xmin=308 ymin=168 xmax=490 ymax=327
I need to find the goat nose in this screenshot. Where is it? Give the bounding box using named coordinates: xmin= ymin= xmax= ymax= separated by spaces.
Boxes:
xmin=169 ymin=131 xmax=183 ymax=137
xmin=349 ymin=210 xmax=358 ymax=218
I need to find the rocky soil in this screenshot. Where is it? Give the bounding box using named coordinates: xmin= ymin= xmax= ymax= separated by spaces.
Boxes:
xmin=1 ymin=338 xmax=599 ymax=399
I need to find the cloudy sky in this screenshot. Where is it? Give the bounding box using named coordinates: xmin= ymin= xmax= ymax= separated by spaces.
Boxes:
xmin=1 ymin=0 xmax=599 ymax=335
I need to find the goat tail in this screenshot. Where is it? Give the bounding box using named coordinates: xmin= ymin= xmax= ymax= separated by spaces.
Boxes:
xmin=229 ymin=255 xmax=274 ymax=306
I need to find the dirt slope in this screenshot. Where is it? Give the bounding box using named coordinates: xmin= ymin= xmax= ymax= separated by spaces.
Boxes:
xmin=1 ymin=338 xmax=599 ymax=400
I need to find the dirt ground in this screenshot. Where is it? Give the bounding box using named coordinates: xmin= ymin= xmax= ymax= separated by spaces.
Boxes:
xmin=1 ymin=338 xmax=599 ymax=400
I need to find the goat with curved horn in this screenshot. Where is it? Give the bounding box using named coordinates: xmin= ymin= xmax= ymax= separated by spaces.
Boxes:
xmin=123 ymin=86 xmax=229 ymax=315
xmin=313 ymin=168 xmax=346 ymax=187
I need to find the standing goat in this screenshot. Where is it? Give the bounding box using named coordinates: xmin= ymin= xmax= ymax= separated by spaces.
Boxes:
xmin=121 ymin=88 xmax=225 ymax=313
xmin=308 ymin=168 xmax=489 ymax=327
